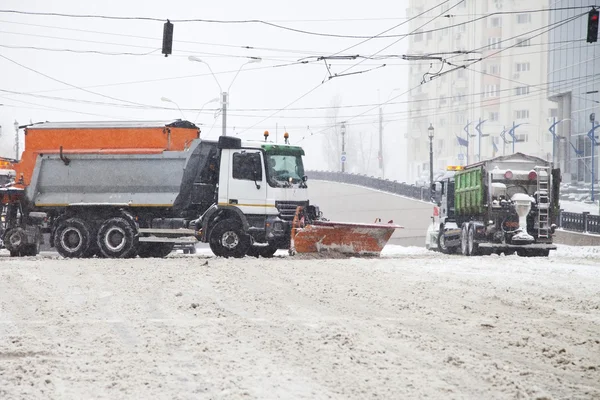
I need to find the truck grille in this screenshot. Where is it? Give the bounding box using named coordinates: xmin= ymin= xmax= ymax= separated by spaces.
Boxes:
xmin=275 ymin=201 xmax=308 ymax=220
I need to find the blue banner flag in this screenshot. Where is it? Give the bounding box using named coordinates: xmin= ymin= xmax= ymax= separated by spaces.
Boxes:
xmin=456 ymin=135 xmax=468 ymax=147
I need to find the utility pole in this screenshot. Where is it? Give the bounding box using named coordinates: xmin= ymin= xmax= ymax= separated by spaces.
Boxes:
xmin=378 ymin=107 xmax=384 ymax=178
xmin=14 ymin=120 xmax=19 ymax=160
xmin=221 ymin=92 xmax=228 ymax=136
xmin=588 ymin=113 xmax=600 ymax=201
xmin=341 ymin=121 xmax=347 ymax=173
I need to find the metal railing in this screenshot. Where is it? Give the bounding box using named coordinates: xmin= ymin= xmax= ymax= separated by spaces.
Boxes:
xmin=307 ymin=170 xmax=600 ymax=235
xmin=307 ymin=170 xmax=432 ymax=202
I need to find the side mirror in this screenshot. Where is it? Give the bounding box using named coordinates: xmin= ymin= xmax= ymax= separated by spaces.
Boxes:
xmin=302 ymin=175 xmax=308 ymax=182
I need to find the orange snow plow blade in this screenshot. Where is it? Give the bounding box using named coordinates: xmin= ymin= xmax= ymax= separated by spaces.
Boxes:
xmin=290 ymin=207 xmax=403 ymax=256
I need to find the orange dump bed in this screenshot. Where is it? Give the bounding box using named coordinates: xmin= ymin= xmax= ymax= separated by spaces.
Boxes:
xmin=14 ymin=120 xmax=199 ymax=187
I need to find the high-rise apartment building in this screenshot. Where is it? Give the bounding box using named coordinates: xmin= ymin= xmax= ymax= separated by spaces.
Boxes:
xmin=405 ymin=0 xmax=555 ymax=183
xmin=548 ymin=0 xmax=600 ymax=185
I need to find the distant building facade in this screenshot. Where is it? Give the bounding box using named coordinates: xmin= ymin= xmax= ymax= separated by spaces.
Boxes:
xmin=548 ymin=0 xmax=600 ymax=184
xmin=405 ymin=0 xmax=555 ymax=183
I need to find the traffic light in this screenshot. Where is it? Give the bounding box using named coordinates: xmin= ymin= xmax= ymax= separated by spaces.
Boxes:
xmin=162 ymin=20 xmax=174 ymax=57
xmin=587 ymin=9 xmax=599 ymax=43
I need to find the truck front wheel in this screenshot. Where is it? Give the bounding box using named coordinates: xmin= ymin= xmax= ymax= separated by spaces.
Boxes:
xmin=97 ymin=217 xmax=138 ymax=258
xmin=54 ymin=218 xmax=91 ymax=258
xmin=209 ymin=220 xmax=250 ymax=258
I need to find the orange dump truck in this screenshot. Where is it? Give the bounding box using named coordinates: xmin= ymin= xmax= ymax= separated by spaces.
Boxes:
xmin=0 ymin=119 xmax=400 ymax=259
xmin=13 ymin=120 xmax=199 ymax=187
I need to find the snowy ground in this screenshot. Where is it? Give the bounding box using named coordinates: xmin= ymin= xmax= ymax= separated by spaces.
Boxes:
xmin=0 ymin=246 xmax=599 ymax=399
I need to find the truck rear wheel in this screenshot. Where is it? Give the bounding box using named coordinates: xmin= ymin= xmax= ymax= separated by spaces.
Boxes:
xmin=4 ymin=227 xmax=27 ymax=256
xmin=209 ymin=219 xmax=250 ymax=258
xmin=54 ymin=218 xmax=92 ymax=258
xmin=97 ymin=217 xmax=138 ymax=258
xmin=468 ymin=224 xmax=479 ymax=256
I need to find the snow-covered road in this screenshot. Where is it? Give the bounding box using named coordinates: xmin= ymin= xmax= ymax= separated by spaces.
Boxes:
xmin=0 ymin=247 xmax=599 ymax=399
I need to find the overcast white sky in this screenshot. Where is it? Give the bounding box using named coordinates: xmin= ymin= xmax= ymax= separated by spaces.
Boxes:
xmin=0 ymin=0 xmax=411 ymax=180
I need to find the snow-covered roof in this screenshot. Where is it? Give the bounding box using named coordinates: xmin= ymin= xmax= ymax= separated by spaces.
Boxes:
xmin=25 ymin=120 xmax=198 ymax=130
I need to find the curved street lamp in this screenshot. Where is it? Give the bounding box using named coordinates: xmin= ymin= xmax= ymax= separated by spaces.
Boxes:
xmin=160 ymin=97 xmax=185 ymax=120
xmin=188 ymin=56 xmax=262 ymax=136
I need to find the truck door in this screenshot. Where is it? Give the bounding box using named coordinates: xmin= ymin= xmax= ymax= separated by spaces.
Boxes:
xmin=219 ymin=149 xmax=267 ymax=215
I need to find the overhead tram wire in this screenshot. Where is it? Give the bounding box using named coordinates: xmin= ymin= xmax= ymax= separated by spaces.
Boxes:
xmin=3 ymin=69 xmax=592 ymax=120
xmin=295 ymin=1 xmax=465 ymax=141
xmin=0 ymin=6 xmax=597 ymax=39
xmin=439 ymin=11 xmax=587 ymax=74
xmin=0 ymin=52 xmax=172 ymax=109
xmin=326 ymin=0 xmax=451 ymax=58
xmin=293 ymin=70 xmax=600 ymax=138
xmin=333 ymin=0 xmax=465 ymax=79
xmin=236 ymin=1 xmax=456 ymax=134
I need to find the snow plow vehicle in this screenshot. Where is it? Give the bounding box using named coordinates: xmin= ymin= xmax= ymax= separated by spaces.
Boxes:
xmin=0 ymin=120 xmax=399 ymax=258
xmin=426 ymin=153 xmax=560 ymax=257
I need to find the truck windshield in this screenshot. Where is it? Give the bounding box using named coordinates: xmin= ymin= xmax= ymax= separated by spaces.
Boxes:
xmin=264 ymin=152 xmax=305 ymax=187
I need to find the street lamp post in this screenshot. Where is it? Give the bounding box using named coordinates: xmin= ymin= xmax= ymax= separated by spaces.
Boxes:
xmin=188 ymin=56 xmax=261 ymax=136
xmin=588 ymin=113 xmax=600 ymax=201
xmin=193 ymin=97 xmax=220 ymax=124
xmin=428 ymin=123 xmax=434 ymax=190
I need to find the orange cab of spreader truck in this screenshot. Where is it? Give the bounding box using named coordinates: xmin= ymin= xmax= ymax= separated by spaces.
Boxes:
xmin=13 ymin=120 xmax=200 ymax=188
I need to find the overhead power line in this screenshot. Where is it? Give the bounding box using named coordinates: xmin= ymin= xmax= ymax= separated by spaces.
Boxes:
xmin=0 ymin=6 xmax=596 ymax=39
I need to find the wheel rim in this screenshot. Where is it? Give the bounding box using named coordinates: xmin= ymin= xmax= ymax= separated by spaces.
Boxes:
xmin=9 ymin=232 xmax=22 ymax=247
xmin=439 ymin=231 xmax=447 ymax=251
xmin=461 ymin=226 xmax=467 ymax=255
xmin=221 ymin=230 xmax=239 ymax=249
xmin=104 ymin=226 xmax=126 ymax=252
xmin=468 ymin=228 xmax=474 ymax=254
xmin=61 ymin=227 xmax=83 ymax=253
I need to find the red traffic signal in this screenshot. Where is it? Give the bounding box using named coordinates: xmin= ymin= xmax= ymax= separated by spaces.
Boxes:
xmin=588 ymin=9 xmax=599 ymax=43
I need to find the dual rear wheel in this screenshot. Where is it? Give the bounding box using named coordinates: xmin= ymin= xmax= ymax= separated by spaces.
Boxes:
xmin=53 ymin=216 xmax=139 ymax=258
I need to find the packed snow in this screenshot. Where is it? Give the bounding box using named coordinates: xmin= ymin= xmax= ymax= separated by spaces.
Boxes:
xmin=0 ymin=246 xmax=598 ymax=399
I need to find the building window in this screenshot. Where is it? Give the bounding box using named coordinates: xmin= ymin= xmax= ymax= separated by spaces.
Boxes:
xmin=489 ymin=64 xmax=501 ymax=74
xmin=455 ymin=113 xmax=466 ymax=124
xmin=515 ymin=62 xmax=530 ymax=72
xmin=453 ymin=92 xmax=466 ymax=103
xmin=515 ymin=86 xmax=530 ymax=95
xmin=439 ymin=118 xmax=446 ymax=126
xmin=457 ymin=68 xmax=466 ymax=78
xmin=490 ymin=17 xmax=502 ymax=27
xmin=488 ymin=37 xmax=502 ymax=49
xmin=516 ymin=13 xmax=531 ymax=24
xmin=515 ymin=110 xmax=530 ymax=119
xmin=439 ymin=97 xmax=447 ymax=106
xmin=485 ymin=84 xmax=500 ymax=97
xmin=426 ymin=30 xmax=433 ymax=40
xmin=414 ymin=30 xmax=423 ymax=42
xmin=515 ymin=134 xmax=528 ymax=142
xmin=489 ymin=112 xmax=499 ymax=121
xmin=515 ymin=38 xmax=531 ymax=47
